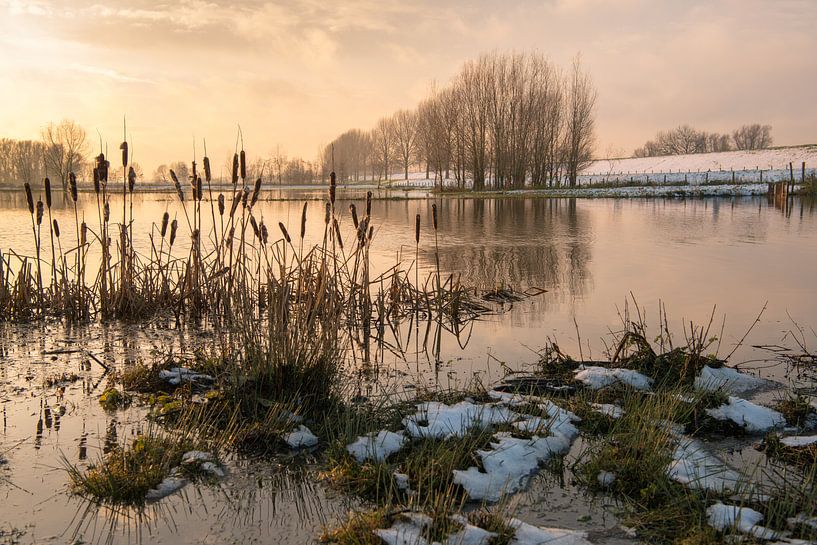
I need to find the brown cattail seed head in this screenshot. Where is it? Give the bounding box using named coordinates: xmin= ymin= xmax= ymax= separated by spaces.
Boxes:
xmin=44 ymin=177 xmax=52 ymax=208
xmin=217 ymin=193 xmax=225 ymax=215
xmin=24 ymin=182 xmax=34 ymax=213
xmin=278 ymin=222 xmax=291 ymax=243
xmin=432 ymin=203 xmax=438 ymax=230
xmin=93 ymin=168 xmax=100 ymax=194
xmin=53 ymin=219 xmax=60 ymax=237
xmin=229 ymin=190 xmax=241 ymax=217
xmin=250 ymin=177 xmax=261 ymax=207
xmin=366 ymin=191 xmax=372 ymax=216
xmin=239 ymin=150 xmax=246 ymax=180
xmin=96 ymin=153 xmax=108 ymax=183
xmin=196 ymin=176 xmax=203 ymax=201
xmin=160 ymin=212 xmax=169 ymax=237
xmin=231 ymin=154 xmax=239 ymax=184
xmin=415 ymin=214 xmax=420 ymax=244
xmin=349 ymin=204 xmax=359 ymax=228
xmin=333 ymin=218 xmax=344 ymax=250
xmin=203 ymin=156 xmax=211 ymax=182
xmin=330 ymin=171 xmax=336 ymax=186
xmin=250 ymin=216 xmax=260 ymax=239
xmin=36 ymin=200 xmax=43 ymax=225
xmin=329 ymin=185 xmax=336 ymax=205
xmin=300 ymin=202 xmax=307 ymax=239
xmin=191 ymin=160 xmax=197 ymax=181
xmin=104 ymin=202 xmax=110 ymax=222
xmin=324 ymin=202 xmax=330 ymax=225
xmin=128 ymin=167 xmax=136 ymax=193
xmin=368 ymin=225 xmax=374 ymax=241
xmin=260 ymin=222 xmax=268 ymax=244
xmin=169 ymin=219 xmax=178 ymax=246
xmin=81 ymin=222 xmax=87 ymax=245
xmin=69 ymin=172 xmax=77 ymax=202
xmin=120 ymin=141 xmax=128 ymax=167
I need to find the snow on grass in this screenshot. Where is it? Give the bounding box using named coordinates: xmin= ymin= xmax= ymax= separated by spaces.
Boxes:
xmin=403 ymin=401 xmax=518 ymax=440
xmin=695 ymin=366 xmax=768 ymax=393
xmin=668 ymin=438 xmax=742 ymax=493
xmin=591 ymin=403 xmax=624 ymax=419
xmin=346 ymin=430 xmax=407 ymax=463
xmin=787 ymin=514 xmax=817 ymax=531
xmin=597 ymin=471 xmax=616 ymax=487
xmin=780 ymin=435 xmax=817 ymax=447
xmin=574 ymin=366 xmax=653 ymax=391
xmin=706 ymin=397 xmax=785 ymax=434
xmin=453 ymin=402 xmax=580 ymax=502
xmin=706 ymin=502 xmax=783 ymax=540
xmin=159 ymin=367 xmax=214 ymax=386
xmin=145 ymin=476 xmax=187 ymax=501
xmin=506 ymin=518 xmax=593 ymax=545
xmin=284 ymin=425 xmax=319 ymax=448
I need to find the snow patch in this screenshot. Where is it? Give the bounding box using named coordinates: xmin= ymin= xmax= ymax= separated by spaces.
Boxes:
xmin=284 ymin=425 xmax=319 ymax=448
xmin=780 ymin=435 xmax=817 ymax=448
xmin=706 ymin=502 xmax=782 ymax=540
xmin=159 ymin=367 xmax=214 ymax=386
xmin=706 ymin=397 xmax=785 ymax=434
xmin=591 ymin=403 xmax=624 ymax=419
xmin=574 ymin=366 xmax=653 ymax=391
xmin=669 ymin=438 xmax=741 ymax=493
xmin=145 ymin=476 xmax=187 ymax=501
xmin=695 ymin=366 xmax=768 ymax=393
xmin=403 ymin=401 xmax=518 ymax=439
xmin=346 ymin=430 xmax=406 ymax=463
xmin=507 ymin=518 xmax=593 ymax=545
xmin=597 ymin=471 xmax=616 ymax=487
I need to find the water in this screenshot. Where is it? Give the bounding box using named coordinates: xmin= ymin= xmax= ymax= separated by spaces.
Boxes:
xmin=1 ymin=189 xmax=816 ymax=543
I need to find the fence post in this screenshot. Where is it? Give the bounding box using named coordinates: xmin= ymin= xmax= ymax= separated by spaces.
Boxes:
xmin=802 ymin=161 xmax=806 ymax=183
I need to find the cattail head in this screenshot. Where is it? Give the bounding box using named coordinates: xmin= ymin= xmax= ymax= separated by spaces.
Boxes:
xmin=53 ymin=219 xmax=60 ymax=238
xmin=368 ymin=225 xmax=374 ymax=242
xmin=357 ymin=216 xmax=369 ymax=246
xmin=260 ymin=222 xmax=268 ymax=244
xmin=333 ymin=218 xmax=343 ymax=250
xmin=231 ymin=153 xmax=239 ymax=185
xmin=324 ymin=202 xmax=330 ymax=225
xmin=432 ymin=203 xmax=438 ymax=230
xmin=169 ymin=219 xmax=178 ymax=246
xmin=239 ymin=150 xmax=246 ymax=180
xmin=217 ymin=193 xmax=225 ymax=215
xmin=241 ymin=186 xmax=250 ymax=208
xmin=128 ymin=167 xmax=137 ymax=193
xmin=160 ymin=212 xmax=169 ymax=237
xmin=93 ymin=168 xmax=100 ymax=194
xmin=36 ymin=200 xmax=43 ymax=225
xmin=24 ymin=182 xmax=34 ymax=214
xmin=226 ymin=226 xmax=235 ymax=247
xmin=104 ymin=202 xmax=110 ymax=222
xmin=415 ymin=214 xmax=420 ymax=244
xmin=120 ymin=141 xmax=128 ymax=167
xmin=96 ymin=153 xmax=109 ymax=183
xmin=203 ymin=156 xmax=211 ymax=182
xmin=366 ymin=191 xmax=372 ymax=217
xmin=170 ymin=170 xmax=184 ymax=202
xmin=229 ymin=189 xmax=241 ymax=217
xmin=69 ymin=172 xmax=78 ymax=202
xmin=278 ymin=222 xmax=291 ymax=243
xmin=44 ymin=177 xmax=52 ymax=208
xmin=196 ymin=176 xmax=203 ymax=201
xmin=81 ymin=222 xmax=87 ymax=245
xmin=191 ymin=228 xmax=199 ymax=245
xmin=349 ymin=203 xmax=359 ymax=228
xmin=191 ymin=160 xmax=197 ymax=181
xmin=300 ymin=202 xmax=307 ymax=239
xmin=250 ymin=177 xmax=262 ymax=207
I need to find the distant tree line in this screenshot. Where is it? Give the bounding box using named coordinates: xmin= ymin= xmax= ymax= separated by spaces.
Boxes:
xmin=633 ymin=124 xmax=773 ymax=158
xmin=322 ymin=52 xmax=598 ymax=189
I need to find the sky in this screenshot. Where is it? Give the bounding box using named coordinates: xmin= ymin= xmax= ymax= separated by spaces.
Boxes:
xmin=1 ymin=0 xmax=816 ymax=174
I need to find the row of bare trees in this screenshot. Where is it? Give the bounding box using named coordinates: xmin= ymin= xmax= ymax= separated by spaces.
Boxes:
xmin=322 ymin=52 xmax=598 ymax=189
xmin=634 ymin=123 xmax=773 ymax=158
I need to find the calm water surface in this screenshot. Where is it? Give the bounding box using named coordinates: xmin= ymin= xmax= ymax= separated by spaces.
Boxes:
xmin=1 ymin=189 xmax=816 ymax=543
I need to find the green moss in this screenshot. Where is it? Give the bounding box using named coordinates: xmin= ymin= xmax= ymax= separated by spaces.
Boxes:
xmin=99 ymin=388 xmax=131 ymax=411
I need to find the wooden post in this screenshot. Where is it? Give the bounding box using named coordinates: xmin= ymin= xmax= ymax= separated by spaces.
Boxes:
xmin=789 ymin=162 xmax=795 ymax=195
xmin=802 ymin=161 xmax=806 ymax=183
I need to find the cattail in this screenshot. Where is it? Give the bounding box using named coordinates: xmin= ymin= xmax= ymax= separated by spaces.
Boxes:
xmin=241 ymin=187 xmax=249 ymax=208
xmin=217 ymin=193 xmax=225 ymax=215
xmin=93 ymin=168 xmax=100 ymax=194
xmin=368 ymin=225 xmax=374 ymax=241
xmin=69 ymin=172 xmax=77 ymax=202
xmin=203 ymin=156 xmax=211 ymax=182
xmin=357 ymin=217 xmax=369 ymax=246
xmin=278 ymin=222 xmax=291 ymax=243
xmin=324 ymin=202 xmax=330 ymax=225
xmin=44 ymin=177 xmax=52 ymax=208
xmin=191 ymin=229 xmax=199 ymax=245
xmin=24 ymin=182 xmax=34 ymax=213
xmin=120 ymin=141 xmax=128 ymax=167
xmin=239 ymin=150 xmax=246 ymax=180
xmin=330 ymin=170 xmax=336 ymax=205
xmin=349 ymin=204 xmax=359 ymax=228
xmin=104 ymin=202 xmax=110 ymax=222
xmin=250 ymin=177 xmax=262 ymax=207
xmin=80 ymin=222 xmax=87 ymax=245
xmin=169 ymin=219 xmax=178 ymax=246
xmin=227 ymin=226 xmax=235 ymax=246
xmin=191 ymin=160 xmax=197 ymax=181
xmin=160 ymin=212 xmax=169 ymax=237
xmin=196 ymin=176 xmax=203 ymax=201
xmin=53 ymin=219 xmax=60 ymax=238
xmin=260 ymin=222 xmax=268 ymax=244
xmin=128 ymin=166 xmax=136 ymax=193
xmin=231 ymin=153 xmax=239 ymax=184
xmin=333 ymin=218 xmax=344 ymax=249
xmin=250 ymin=216 xmax=260 ymax=239
xmin=170 ymin=170 xmax=184 ymax=202
xmin=415 ymin=214 xmax=420 ymax=244
xmin=432 ymin=203 xmax=438 ymax=230
xmin=96 ymin=153 xmax=108 ymax=183
xmin=300 ymin=202 xmax=307 ymax=239
xmin=229 ymin=190 xmax=241 ymax=217
xmin=366 ymin=191 xmax=372 ymax=216
xmin=36 ymin=200 xmax=44 ymax=225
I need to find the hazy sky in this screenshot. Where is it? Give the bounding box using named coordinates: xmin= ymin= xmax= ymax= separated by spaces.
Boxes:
xmin=1 ymin=0 xmax=815 ymax=173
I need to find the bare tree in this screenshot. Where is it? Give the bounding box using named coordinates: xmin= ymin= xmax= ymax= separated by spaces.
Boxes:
xmin=392 ymin=109 xmax=419 ymax=180
xmin=41 ymin=119 xmax=89 ymax=194
xmin=732 ymin=124 xmax=773 ymax=150
xmin=372 ymin=116 xmax=395 ymax=183
xmin=563 ymin=57 xmax=597 ymax=186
